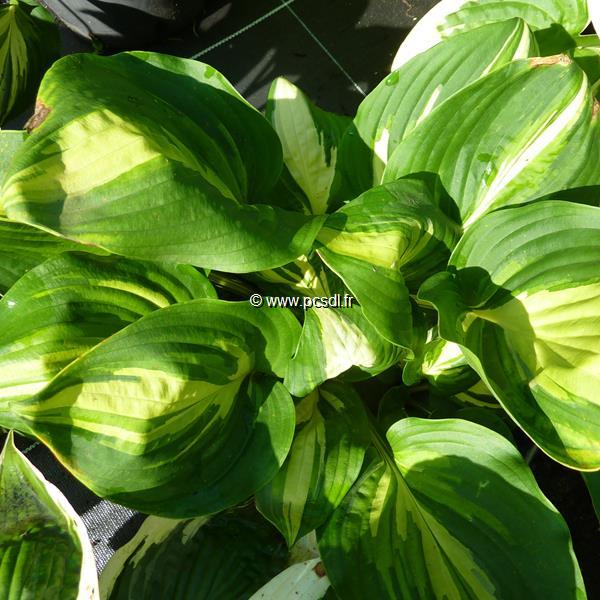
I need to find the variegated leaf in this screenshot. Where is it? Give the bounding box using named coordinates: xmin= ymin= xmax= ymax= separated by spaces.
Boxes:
xmin=316 ymin=178 xmax=461 ymax=347
xmin=0 ymin=217 xmax=109 ymax=294
xmin=0 ymin=130 xmax=26 ymax=189
xmin=392 ymin=0 xmax=589 ymax=69
xmin=100 ymin=508 xmax=286 ymax=600
xmin=252 ymin=254 xmax=334 ymax=299
xmin=284 ymin=305 xmax=404 ymax=397
xmin=319 ymin=418 xmax=585 ymax=600
xmin=453 ymin=380 xmax=499 ymax=409
xmin=262 ymin=163 xmax=313 ymax=215
xmin=249 ymin=559 xmax=331 ymax=600
xmin=0 ymin=432 xmax=98 ymax=599
xmin=343 ymin=18 xmax=536 ymax=191
xmin=419 ymin=201 xmax=600 ymax=469
xmin=288 ymin=531 xmax=320 ymax=563
xmin=0 ymin=0 xmax=60 ymax=124
xmin=573 ymin=35 xmax=600 ymax=87
xmin=10 ymin=300 xmax=299 ymax=516
xmin=256 ymin=381 xmax=370 ymax=546
xmin=384 ymin=56 xmax=597 ymax=228
xmin=403 ymin=337 xmax=478 ymax=394
xmin=1 ymin=52 xmax=324 ymax=273
xmin=266 ymin=77 xmax=350 ymax=215
xmin=0 ymin=252 xmax=214 ymax=432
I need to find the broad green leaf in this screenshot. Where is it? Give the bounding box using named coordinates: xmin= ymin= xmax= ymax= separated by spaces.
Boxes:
xmin=345 ymin=19 xmax=536 ymax=190
xmin=249 ymin=559 xmax=331 ymax=600
xmin=573 ymin=37 xmax=600 ymax=87
xmin=560 ymin=114 xmax=600 ymax=193
xmin=316 ymin=179 xmax=461 ymax=346
xmin=453 ymin=380 xmax=499 ymax=409
xmin=0 ymin=216 xmax=109 ymax=294
xmin=1 ymin=52 xmax=324 ymax=273
xmin=256 ymin=253 xmax=407 ymax=398
xmin=288 ymin=530 xmax=320 ymax=563
xmin=319 ymin=418 xmax=585 ymax=600
xmin=12 ymin=300 xmax=298 ymax=516
xmin=100 ymin=508 xmax=287 ymax=600
xmin=266 ymin=77 xmax=350 ymax=215
xmin=256 ymin=381 xmax=370 ymax=546
xmin=262 ymin=163 xmax=313 ymax=214
xmin=0 ymin=0 xmax=60 ymax=124
xmin=284 ymin=306 xmax=404 ymax=397
xmin=403 ymin=337 xmax=479 ymax=394
xmin=252 ymin=254 xmax=334 ymax=299
xmin=582 ymin=472 xmax=600 ymax=520
xmin=384 ymin=57 xmax=596 ymax=228
xmin=0 ymin=252 xmax=214 ymax=432
xmin=0 ymin=432 xmax=98 ymax=599
xmin=392 ymin=0 xmax=589 ymax=69
xmin=419 ymin=201 xmax=600 ymax=469
xmin=0 ymin=130 xmax=26 ymax=189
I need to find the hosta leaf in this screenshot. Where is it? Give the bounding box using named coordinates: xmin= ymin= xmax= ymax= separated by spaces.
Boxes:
xmin=403 ymin=337 xmax=479 ymax=394
xmin=262 ymin=164 xmax=312 ymax=214
xmin=249 ymin=559 xmax=331 ymax=600
xmin=319 ymin=418 xmax=585 ymax=600
xmin=453 ymin=380 xmax=499 ymax=409
xmin=384 ymin=56 xmax=596 ymax=228
xmin=573 ymin=35 xmax=600 ymax=86
xmin=252 ymin=254 xmax=334 ymax=299
xmin=100 ymin=509 xmax=287 ymax=600
xmin=266 ymin=77 xmax=350 ymax=215
xmin=284 ymin=305 xmax=404 ymax=397
xmin=392 ymin=0 xmax=589 ymax=69
xmin=12 ymin=300 xmax=298 ymax=516
xmin=18 ymin=51 xmax=280 ymax=202
xmin=316 ymin=178 xmax=461 ymax=346
xmin=0 ymin=130 xmax=26 ymax=188
xmin=256 ymin=381 xmax=370 ymax=546
xmin=0 ymin=217 xmax=108 ymax=294
xmin=0 ymin=252 xmax=214 ymax=430
xmin=1 ymin=52 xmax=324 ymax=273
xmin=288 ymin=530 xmax=320 ymax=563
xmin=0 ymin=432 xmax=98 ymax=599
xmin=345 ymin=19 xmax=536 ymax=190
xmin=419 ymin=201 xmax=600 ymax=469
xmin=0 ymin=0 xmax=60 ymax=124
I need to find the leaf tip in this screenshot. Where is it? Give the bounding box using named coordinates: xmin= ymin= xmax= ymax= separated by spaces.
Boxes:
xmin=25 ymin=100 xmax=51 ymax=133
xmin=529 ymin=54 xmax=572 ymax=68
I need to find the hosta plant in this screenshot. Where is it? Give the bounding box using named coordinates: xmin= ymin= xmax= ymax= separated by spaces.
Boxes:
xmin=0 ymin=0 xmax=599 ymax=598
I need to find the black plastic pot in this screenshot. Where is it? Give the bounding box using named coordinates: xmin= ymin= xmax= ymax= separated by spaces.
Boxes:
xmin=39 ymin=0 xmax=204 ymax=48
